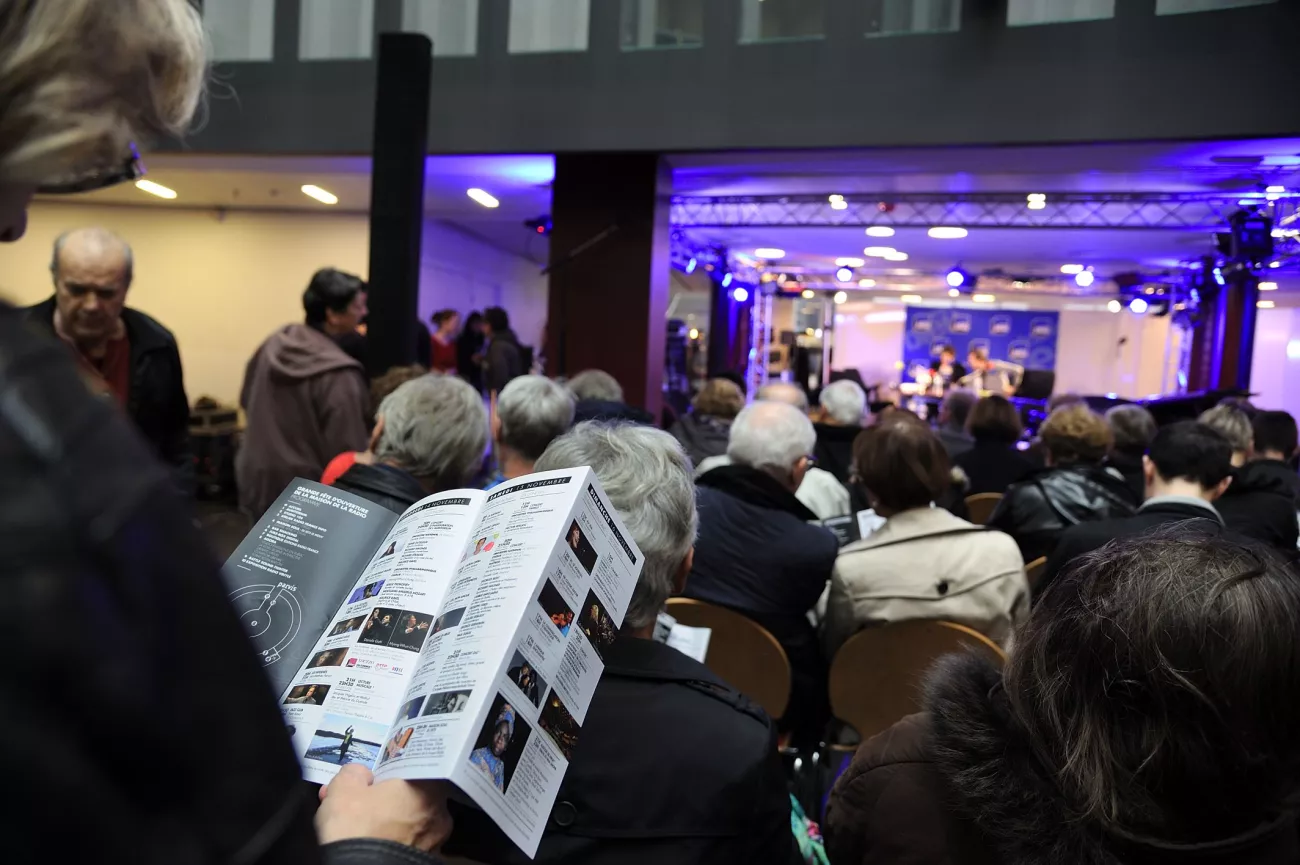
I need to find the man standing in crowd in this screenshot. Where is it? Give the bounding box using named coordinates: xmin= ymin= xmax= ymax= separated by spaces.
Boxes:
xmin=961 ymin=347 xmax=1023 ymax=396
xmin=25 ymin=227 xmax=191 ymax=487
xmin=237 ymin=268 xmax=371 ymax=518
xmin=488 ymin=375 xmax=576 ymax=488
xmin=1201 ymin=404 xmax=1300 ymax=552
xmin=1037 ymin=421 xmax=1234 ymax=594
xmin=482 ymin=306 xmax=526 ymax=394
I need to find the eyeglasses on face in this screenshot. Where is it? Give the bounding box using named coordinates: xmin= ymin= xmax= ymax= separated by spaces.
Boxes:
xmin=36 ymin=143 xmax=145 ymax=196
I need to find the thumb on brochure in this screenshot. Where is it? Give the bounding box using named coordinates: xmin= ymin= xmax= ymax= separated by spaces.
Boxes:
xmin=321 ymin=763 xmax=374 ymax=802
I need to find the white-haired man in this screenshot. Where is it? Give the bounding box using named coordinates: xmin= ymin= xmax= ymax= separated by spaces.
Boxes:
xmin=568 ymin=368 xmax=654 ymax=425
xmin=487 ymin=375 xmax=575 ymax=488
xmin=811 ymin=379 xmax=866 ymax=485
xmin=445 ymin=422 xmax=800 ymax=865
xmin=333 ymin=375 xmax=488 ymax=513
xmin=690 ymin=401 xmax=838 ymax=745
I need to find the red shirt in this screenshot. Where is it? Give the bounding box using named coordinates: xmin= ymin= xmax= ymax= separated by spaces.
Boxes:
xmin=321 ymin=451 xmax=359 ymax=486
xmin=76 ymin=334 xmax=131 ymax=407
xmin=430 ymin=334 xmax=458 ymax=373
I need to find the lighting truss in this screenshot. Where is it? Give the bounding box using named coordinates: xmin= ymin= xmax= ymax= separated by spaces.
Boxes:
xmin=670 ymin=193 xmax=1300 ymax=231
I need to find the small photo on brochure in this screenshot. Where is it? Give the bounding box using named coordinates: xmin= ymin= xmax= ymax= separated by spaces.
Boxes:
xmin=506 ymin=649 xmax=548 ymax=709
xmin=431 ymin=606 xmax=466 ymax=636
xmin=283 ymin=683 xmax=331 ymax=706
xmin=307 ymin=648 xmax=349 ymax=669
xmin=577 ymin=589 xmax=618 ymax=658
xmin=537 ymin=579 xmax=575 ymax=637
xmin=422 ymin=688 xmax=472 ymax=717
xmin=564 ymin=520 xmax=599 ymax=575
xmin=304 ymin=714 xmax=387 ymax=768
xmin=327 ymin=615 xmax=366 ymax=638
xmin=378 ymin=726 xmax=416 ymax=765
xmin=359 ymin=607 xmax=401 ymax=646
xmin=387 ymin=611 xmax=434 ymax=653
xmin=468 ymin=694 xmax=532 ymax=795
xmin=538 ymin=691 xmax=581 ymax=761
xmin=396 ymin=695 xmax=426 ymax=722
xmin=376 ymin=538 xmax=402 ymax=561
xmin=347 ymin=579 xmax=386 ymax=605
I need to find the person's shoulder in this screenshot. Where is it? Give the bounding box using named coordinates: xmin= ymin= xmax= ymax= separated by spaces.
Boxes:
xmin=122 ymin=305 xmax=179 ymax=348
xmin=839 ymin=712 xmax=933 ymax=783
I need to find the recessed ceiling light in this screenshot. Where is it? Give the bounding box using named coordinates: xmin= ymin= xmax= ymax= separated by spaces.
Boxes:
xmin=864 ymin=247 xmax=895 ymax=257
xmin=754 ymin=248 xmax=785 ymax=259
xmin=1266 ymin=185 xmax=1286 ymax=194
xmin=830 ymin=199 xmax=849 ymax=211
xmin=1260 ymin=282 xmax=1278 ymax=291
xmin=1075 ymin=271 xmax=1096 ymax=288
xmin=1027 ymin=193 xmax=1046 ymax=202
xmin=948 ymin=288 xmax=960 ymax=297
xmin=883 ymin=250 xmax=909 ymax=261
xmin=1107 ymin=299 xmax=1122 ymax=313
xmin=136 ymin=179 xmax=178 ymax=200
xmin=1258 ymin=299 xmax=1276 ymax=308
xmin=467 ymin=188 xmax=500 ymax=208
xmin=858 ymin=278 xmax=875 ymax=288
xmin=928 ymin=227 xmax=968 ymax=239
xmin=865 ymin=226 xmax=895 ymax=238
xmin=801 ymin=289 xmax=816 ymax=299
xmin=300 ymin=184 xmax=338 ymax=205
xmin=833 ymin=291 xmax=848 ymax=304
xmin=835 ymin=257 xmax=865 ymax=267
xmin=688 ymin=328 xmax=700 ymax=340
xmin=1269 ymin=261 xmax=1282 ymax=268
xmin=900 ymin=294 xmax=923 ymax=303
xmin=828 ymin=194 xmax=844 ymax=203
xmin=1060 ymin=264 xmax=1084 ymax=274
xmin=973 ymin=294 xmax=996 ymax=303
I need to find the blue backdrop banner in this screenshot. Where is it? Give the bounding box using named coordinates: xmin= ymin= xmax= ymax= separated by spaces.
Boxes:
xmin=901 ymin=307 xmax=1059 ymax=377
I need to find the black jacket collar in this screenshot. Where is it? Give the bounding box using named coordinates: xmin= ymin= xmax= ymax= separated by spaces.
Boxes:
xmin=1137 ymin=498 xmax=1223 ymax=524
xmin=696 ymin=463 xmax=818 ymax=522
xmin=332 ymin=463 xmax=426 ymax=515
xmin=924 ymin=654 xmax=1300 ymax=865
xmin=24 ymin=296 xmax=175 ymax=355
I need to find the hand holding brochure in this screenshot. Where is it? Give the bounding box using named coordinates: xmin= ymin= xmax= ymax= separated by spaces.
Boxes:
xmin=223 ymin=469 xmax=643 ymax=857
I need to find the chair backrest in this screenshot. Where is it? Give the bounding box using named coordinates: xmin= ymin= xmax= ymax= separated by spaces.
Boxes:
xmin=828 ymin=620 xmax=1005 ymax=742
xmin=665 ymin=598 xmax=792 ymax=720
xmin=1024 ymin=556 xmax=1048 ymax=591
xmin=965 ymin=492 xmax=1003 ymax=526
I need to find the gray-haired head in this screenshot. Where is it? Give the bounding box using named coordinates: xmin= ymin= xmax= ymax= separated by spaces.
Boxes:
xmin=496 ymin=375 xmax=576 ymax=462
xmin=50 ymin=227 xmax=134 ymax=287
xmin=728 ymin=401 xmax=816 ymax=480
xmin=375 ymin=375 xmax=488 ymax=491
xmin=567 ymin=369 xmax=624 ymax=403
xmin=1198 ymin=404 xmax=1253 ymax=458
xmin=756 ymin=381 xmax=810 ymax=413
xmin=535 ymin=422 xmax=697 ymax=630
xmin=939 ymin=388 xmax=977 ymax=430
xmin=1105 ymin=404 xmax=1157 ymax=456
xmin=819 ymin=380 xmax=866 ymax=426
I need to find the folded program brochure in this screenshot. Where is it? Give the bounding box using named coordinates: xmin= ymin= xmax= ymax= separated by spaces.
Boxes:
xmin=223 ymin=469 xmax=643 ymax=857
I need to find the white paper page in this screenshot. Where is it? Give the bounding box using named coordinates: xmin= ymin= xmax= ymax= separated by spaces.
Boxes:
xmin=666 ymin=624 xmax=712 ymax=664
xmin=278 ymin=490 xmax=486 ymax=784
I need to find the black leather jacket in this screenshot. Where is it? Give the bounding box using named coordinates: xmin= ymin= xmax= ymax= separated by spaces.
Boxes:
xmin=0 ymin=304 xmax=439 ymax=865
xmin=987 ymin=463 xmax=1137 ymax=562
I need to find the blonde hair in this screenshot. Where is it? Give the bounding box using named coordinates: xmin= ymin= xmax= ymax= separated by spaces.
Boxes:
xmin=692 ymin=378 xmax=744 ymax=420
xmin=1040 ymin=404 xmax=1113 ymax=464
xmin=0 ymin=0 xmax=206 ymax=183
xmin=1198 ymin=404 xmax=1254 ymax=456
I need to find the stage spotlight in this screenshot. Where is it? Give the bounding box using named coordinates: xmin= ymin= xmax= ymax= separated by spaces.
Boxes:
xmin=948 ymin=288 xmax=960 ymax=298
xmin=721 ymin=273 xmax=733 ymax=288
xmin=1075 ymin=270 xmax=1096 ymax=288
xmin=731 ymin=286 xmax=749 ymax=303
xmin=836 ymin=266 xmax=854 ymax=283
xmin=1260 ymin=281 xmax=1278 ymax=291
xmin=802 ymin=289 xmax=816 ymax=299
xmin=865 ymin=226 xmax=895 ymax=238
xmin=833 ymin=291 xmax=848 ymax=304
xmin=1213 ymin=267 xmax=1225 ymax=286
xmin=929 ymin=227 xmax=968 ymax=239
xmin=1129 ymin=298 xmax=1149 ymax=314
xmin=1107 ymin=299 xmax=1122 ymax=313
xmin=946 ymin=267 xmax=971 ymax=289
xmin=1060 ymin=264 xmax=1084 ymax=275
xmin=1270 ymin=261 xmax=1281 ymax=268
xmin=685 ymin=257 xmax=697 ymax=274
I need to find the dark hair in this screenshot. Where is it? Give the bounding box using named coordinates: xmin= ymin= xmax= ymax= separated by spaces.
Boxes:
xmin=1148 ymin=421 xmax=1232 ymax=489
xmin=1040 ymin=404 xmax=1111 ymax=464
xmin=431 ymin=309 xmax=459 ymax=327
xmin=464 ymin=311 xmax=484 ymax=328
xmin=939 ymin=344 xmax=956 ymax=356
xmin=1009 ymin=526 xmax=1300 ymax=842
xmin=1252 ymin=410 xmax=1298 ymax=458
xmin=967 ymin=346 xmax=988 ymax=362
xmin=1218 ymin=395 xmax=1258 ymax=418
xmin=853 ymin=413 xmax=950 ymax=513
xmin=302 ymin=268 xmax=366 ymax=326
xmin=484 ymin=306 xmax=510 ymax=332
xmin=713 ymin=369 xmax=747 ymax=396
xmin=967 ymin=394 xmax=1023 ymax=444
xmin=1105 ymin=404 xmax=1157 ymax=456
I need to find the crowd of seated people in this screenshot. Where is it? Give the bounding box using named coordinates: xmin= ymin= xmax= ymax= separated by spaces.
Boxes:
xmin=669 ymin=376 xmax=745 ymax=466
xmin=1202 ymin=404 xmax=1300 ymax=551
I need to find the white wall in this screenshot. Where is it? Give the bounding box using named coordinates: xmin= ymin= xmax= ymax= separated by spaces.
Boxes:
xmin=1250 ymin=307 xmax=1300 ymax=417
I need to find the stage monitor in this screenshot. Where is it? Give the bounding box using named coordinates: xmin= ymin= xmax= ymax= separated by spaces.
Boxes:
xmin=1015 ymin=369 xmax=1056 ymax=402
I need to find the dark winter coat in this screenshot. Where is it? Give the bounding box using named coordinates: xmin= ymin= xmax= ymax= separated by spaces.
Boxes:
xmin=987 ymin=463 xmax=1137 ymax=562
xmin=1215 ymin=459 xmax=1300 ymax=552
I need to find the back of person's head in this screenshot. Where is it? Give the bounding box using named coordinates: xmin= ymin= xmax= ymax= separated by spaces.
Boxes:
xmin=568 ymin=369 xmax=624 ymax=404
xmin=853 ymin=413 xmax=949 ymax=514
xmin=1198 ymin=404 xmax=1253 ymax=457
xmin=940 ymin=388 xmax=976 ymax=430
xmin=755 ymin=381 xmax=810 ymax=413
xmin=967 ymin=394 xmax=1022 ymax=444
xmin=728 ymin=400 xmax=816 ymax=479
xmin=968 ymin=347 xmax=988 ymax=364
xmin=692 ymin=378 xmax=744 ymax=421
xmin=1218 ymin=395 xmax=1258 ymax=418
xmin=302 ymin=268 xmax=366 ymax=327
xmin=463 ymin=311 xmax=483 ymax=331
xmin=713 ymin=369 xmax=747 ymax=397
xmin=496 ymin=375 xmax=575 ymax=462
xmin=818 ymin=380 xmax=866 ymax=426
xmin=0 ymin=0 xmax=205 ymax=184
xmin=1146 ymin=421 xmax=1233 ymax=491
xmin=1105 ymin=404 xmax=1157 ymax=457
xmin=1047 ymin=392 xmax=1086 ymax=415
xmin=535 ymin=422 xmax=698 ymax=631
xmin=483 ymin=306 xmax=510 ymax=333
xmin=431 ymin=309 xmax=458 ymax=327
xmin=370 ymin=365 xmax=428 ymax=411
xmin=375 ymin=375 xmax=487 ymax=491
xmin=1008 ymin=526 xmax=1300 ymax=842
xmin=1252 ymin=410 xmax=1298 ymax=459
xmin=1039 ymin=404 xmax=1111 ymax=465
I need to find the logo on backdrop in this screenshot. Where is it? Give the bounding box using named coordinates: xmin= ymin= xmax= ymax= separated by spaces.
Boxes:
xmin=949 ymin=313 xmax=972 ymax=335
xmin=930 ymin=339 xmax=949 ymax=357
xmin=967 ymin=338 xmax=991 ymax=356
xmin=989 ymin=315 xmax=1012 ymax=337
xmin=1030 ymin=317 xmax=1055 ymax=339
xmin=911 ymin=315 xmax=933 ymax=333
xmin=1007 ymin=340 xmax=1031 ymax=363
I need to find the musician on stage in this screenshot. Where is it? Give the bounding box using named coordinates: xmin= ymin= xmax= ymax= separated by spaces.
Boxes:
xmin=928 ymin=345 xmax=968 ymax=392
xmin=960 ymin=348 xmax=1023 ymax=397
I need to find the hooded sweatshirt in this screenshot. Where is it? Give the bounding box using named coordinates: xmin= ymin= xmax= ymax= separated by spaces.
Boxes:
xmin=236 ymin=324 xmax=370 ymax=518
xmin=1216 ymin=458 xmax=1300 ymax=553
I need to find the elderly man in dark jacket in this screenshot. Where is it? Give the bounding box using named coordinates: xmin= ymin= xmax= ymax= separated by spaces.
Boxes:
xmin=689 ymin=401 xmax=839 ymax=745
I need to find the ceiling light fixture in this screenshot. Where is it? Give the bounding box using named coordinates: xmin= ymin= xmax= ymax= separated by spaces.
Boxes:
xmin=865 ymin=226 xmax=895 ymax=238
xmin=731 ymin=286 xmax=749 ymax=303
xmin=883 ymin=251 xmax=909 ymax=261
xmin=835 ymin=257 xmax=865 ymax=267
xmin=1259 ymin=281 xmax=1279 ymax=291
xmin=1130 ymin=298 xmax=1149 ymax=314
xmin=688 ymin=328 xmax=700 ymax=340
xmin=901 ymin=294 xmax=923 ymax=303
xmin=1270 ymin=261 xmax=1282 ymax=268
xmin=1075 ymin=270 xmax=1096 ymax=288
xmin=1107 ymin=299 xmax=1122 ymax=313
xmin=754 ymin=248 xmax=785 ymax=259
xmin=685 ymin=257 xmax=697 ymax=274
xmin=466 ymin=187 xmax=500 ymax=208
xmin=828 ymin=194 xmax=844 ymax=203
xmin=1060 ymin=264 xmax=1084 ymax=274
xmin=721 ymin=273 xmax=733 ymax=288
xmin=136 ymin=179 xmax=178 ymax=200
xmin=928 ymin=226 xmax=968 ymax=239
xmin=833 ymin=291 xmax=848 ymax=305
xmin=1258 ymin=299 xmax=1275 ymax=309
xmin=973 ymin=294 xmax=996 ymax=303
xmin=1266 ymin=185 xmax=1286 ymax=194
xmin=858 ymin=278 xmax=875 ymax=288
xmin=1027 ymin=193 xmax=1046 ymax=211
xmin=864 ymin=246 xmax=895 ymax=257
xmin=835 ymin=267 xmax=854 ymax=283
xmin=948 ymin=288 xmax=961 ymax=298
xmin=802 ymin=289 xmax=816 ymax=299
xmin=830 ymin=199 xmax=849 ymax=211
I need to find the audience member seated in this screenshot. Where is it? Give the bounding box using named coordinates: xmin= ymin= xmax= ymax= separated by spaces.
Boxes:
xmin=825 ymin=526 xmax=1300 ymax=865
xmin=934 ymin=388 xmax=976 ymax=458
xmin=1038 ymin=421 xmax=1233 ymax=596
xmin=237 ymin=268 xmax=371 ymax=518
xmin=331 ymin=376 xmax=487 ymax=513
xmin=987 ymin=405 xmax=1134 ymax=562
xmin=488 ymin=374 xmax=575 ymax=487
xmin=445 ymin=422 xmax=800 ymax=865
xmin=670 ymin=377 xmax=745 ymax=467
xmin=953 ymin=395 xmax=1035 ymax=495
xmin=1023 ymin=392 xmax=1087 ymax=468
xmin=696 ymin=382 xmax=851 ymax=519
xmin=482 ymin=305 xmax=526 ymax=394
xmin=1206 ymin=406 xmax=1300 ymax=551
xmin=1105 ymin=403 xmax=1157 ymax=503
xmin=812 ymin=379 xmax=868 ymax=483
xmin=690 ymin=401 xmax=839 ymax=744
xmin=321 ymin=364 xmax=428 ymax=486
xmin=824 ymin=415 xmax=1027 ymax=654
xmin=568 ymin=368 xmax=655 ymax=425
